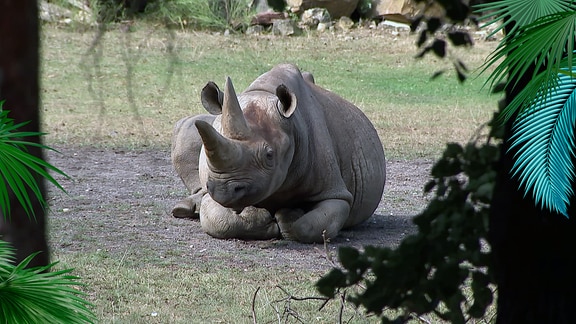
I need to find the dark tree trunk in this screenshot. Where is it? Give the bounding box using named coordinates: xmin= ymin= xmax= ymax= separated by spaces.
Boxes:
xmin=489 ymin=26 xmax=576 ymax=322
xmin=0 ymin=0 xmax=50 ymax=267
xmin=490 ymin=115 xmax=576 ymax=324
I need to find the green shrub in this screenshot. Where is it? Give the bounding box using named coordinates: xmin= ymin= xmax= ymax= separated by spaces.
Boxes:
xmin=144 ymin=0 xmax=255 ymax=30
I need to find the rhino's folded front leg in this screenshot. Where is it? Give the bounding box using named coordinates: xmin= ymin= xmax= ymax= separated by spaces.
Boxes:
xmin=199 ymin=195 xmax=281 ymax=240
xmin=276 ymin=199 xmax=350 ymax=243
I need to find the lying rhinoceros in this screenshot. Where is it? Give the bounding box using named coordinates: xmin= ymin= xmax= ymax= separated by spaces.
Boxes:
xmin=171 ymin=64 xmax=386 ymax=243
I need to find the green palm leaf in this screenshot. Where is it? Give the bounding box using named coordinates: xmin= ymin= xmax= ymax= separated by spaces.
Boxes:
xmin=0 ymin=103 xmax=68 ymax=219
xmin=0 ymin=240 xmax=96 ymax=323
xmin=510 ymin=70 xmax=576 ymax=216
xmin=479 ymin=11 xmax=576 ymax=124
xmin=475 ymin=0 xmax=575 ymax=37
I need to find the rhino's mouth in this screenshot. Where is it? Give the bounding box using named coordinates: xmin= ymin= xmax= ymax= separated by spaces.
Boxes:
xmin=207 ymin=178 xmax=262 ymax=211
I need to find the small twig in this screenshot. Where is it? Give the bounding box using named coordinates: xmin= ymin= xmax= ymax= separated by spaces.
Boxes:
xmin=321 ymin=230 xmax=340 ymax=268
xmin=338 ymin=291 xmax=346 ymax=324
xmin=275 ymin=285 xmax=329 ymax=302
xmin=251 ymin=287 xmax=260 ymax=324
xmin=318 ymin=296 xmax=331 ymax=311
xmin=270 ymin=285 xmax=331 ymax=323
xmin=410 ymin=313 xmax=432 ymax=324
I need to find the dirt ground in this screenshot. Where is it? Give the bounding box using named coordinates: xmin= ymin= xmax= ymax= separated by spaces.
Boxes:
xmin=46 ymin=145 xmax=432 ymax=272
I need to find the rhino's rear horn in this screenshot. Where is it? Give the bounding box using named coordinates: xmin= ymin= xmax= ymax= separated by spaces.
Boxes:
xmin=195 ymin=119 xmax=243 ymax=169
xmin=222 ymin=77 xmax=251 ymax=139
xmin=276 ymin=84 xmax=297 ymax=118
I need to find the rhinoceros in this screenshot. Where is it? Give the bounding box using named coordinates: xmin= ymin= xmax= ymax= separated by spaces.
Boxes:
xmin=171 ymin=63 xmax=386 ymax=243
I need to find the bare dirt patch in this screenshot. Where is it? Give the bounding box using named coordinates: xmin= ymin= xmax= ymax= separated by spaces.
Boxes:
xmin=46 ymin=145 xmax=432 ymax=273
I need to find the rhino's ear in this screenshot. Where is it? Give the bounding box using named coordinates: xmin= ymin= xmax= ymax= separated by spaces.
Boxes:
xmin=201 ymin=81 xmax=224 ymax=115
xmin=302 ymin=72 xmax=315 ymax=84
xmin=276 ymin=84 xmax=297 ymax=118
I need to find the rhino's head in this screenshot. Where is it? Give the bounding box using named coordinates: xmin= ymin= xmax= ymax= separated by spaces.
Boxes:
xmin=195 ymin=77 xmax=297 ymax=212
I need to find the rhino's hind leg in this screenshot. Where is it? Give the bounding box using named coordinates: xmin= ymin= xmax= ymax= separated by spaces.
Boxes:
xmin=199 ymin=195 xmax=280 ymax=240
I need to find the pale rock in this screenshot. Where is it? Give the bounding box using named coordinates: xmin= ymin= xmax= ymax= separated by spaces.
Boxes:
xmin=301 ymin=8 xmax=331 ymax=29
xmin=336 ymin=16 xmax=354 ymax=31
xmin=272 ymin=19 xmax=302 ymax=36
xmin=286 ymin=0 xmax=359 ymax=18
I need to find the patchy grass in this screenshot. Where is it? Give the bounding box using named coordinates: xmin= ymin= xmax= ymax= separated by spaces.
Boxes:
xmin=41 ymin=23 xmax=499 ymax=159
xmin=53 ymin=251 xmax=372 ymax=323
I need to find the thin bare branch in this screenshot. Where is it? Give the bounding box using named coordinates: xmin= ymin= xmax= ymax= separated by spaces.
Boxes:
xmin=251 ymin=286 xmax=260 ymax=324
xmin=338 ymin=291 xmax=346 ymax=324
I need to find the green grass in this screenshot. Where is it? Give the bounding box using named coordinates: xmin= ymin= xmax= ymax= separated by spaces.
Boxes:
xmin=41 ymin=23 xmax=499 ymax=159
xmin=52 ymin=251 xmax=373 ymax=323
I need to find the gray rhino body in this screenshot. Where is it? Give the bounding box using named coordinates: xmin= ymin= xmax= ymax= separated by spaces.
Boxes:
xmin=172 ymin=64 xmax=385 ymax=243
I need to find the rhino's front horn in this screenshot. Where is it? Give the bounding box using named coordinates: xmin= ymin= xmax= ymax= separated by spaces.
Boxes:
xmin=195 ymin=120 xmax=243 ymax=170
xmin=222 ymin=77 xmax=251 ymax=139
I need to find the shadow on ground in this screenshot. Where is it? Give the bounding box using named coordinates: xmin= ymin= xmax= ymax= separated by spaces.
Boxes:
xmin=46 ymin=146 xmax=431 ymax=272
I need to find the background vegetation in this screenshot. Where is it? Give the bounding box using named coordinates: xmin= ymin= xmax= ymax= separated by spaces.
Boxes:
xmin=42 ymin=24 xmax=496 ymax=159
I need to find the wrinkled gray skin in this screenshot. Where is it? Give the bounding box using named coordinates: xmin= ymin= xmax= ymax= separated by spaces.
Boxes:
xmin=171 ymin=64 xmax=386 ymax=243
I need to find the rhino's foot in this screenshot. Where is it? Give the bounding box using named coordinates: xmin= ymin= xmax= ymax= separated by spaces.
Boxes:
xmin=275 ymin=208 xmax=306 ymax=241
xmin=172 ymin=195 xmax=202 ymax=219
xmin=275 ymin=200 xmax=350 ymax=243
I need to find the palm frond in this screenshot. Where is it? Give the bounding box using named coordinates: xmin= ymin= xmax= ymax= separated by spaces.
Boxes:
xmin=0 ymin=241 xmax=96 ymax=323
xmin=0 ymin=102 xmax=69 ymax=219
xmin=509 ymin=70 xmax=576 ymax=216
xmin=480 ymin=11 xmax=576 ymax=124
xmin=474 ymin=0 xmax=575 ymax=38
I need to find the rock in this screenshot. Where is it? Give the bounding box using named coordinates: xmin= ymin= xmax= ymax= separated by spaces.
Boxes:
xmin=251 ymin=0 xmax=286 ymax=12
xmin=316 ymin=21 xmax=332 ymax=32
xmin=286 ymin=0 xmax=360 ymax=19
xmin=301 ymin=8 xmax=331 ymax=29
xmin=377 ymin=20 xmax=410 ymax=31
xmin=369 ymin=0 xmax=445 ymax=19
xmin=251 ymin=0 xmax=273 ymax=13
xmin=39 ymin=1 xmax=72 ymax=22
xmin=335 ymin=16 xmax=354 ymax=30
xmin=40 ymin=0 xmax=95 ymax=25
xmin=246 ymin=25 xmax=265 ymax=35
xmin=272 ymin=19 xmax=302 ymax=36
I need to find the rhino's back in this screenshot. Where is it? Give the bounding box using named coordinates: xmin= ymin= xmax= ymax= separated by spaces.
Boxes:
xmin=246 ymin=64 xmax=385 ymax=227
xmin=311 ymin=84 xmax=386 ymax=227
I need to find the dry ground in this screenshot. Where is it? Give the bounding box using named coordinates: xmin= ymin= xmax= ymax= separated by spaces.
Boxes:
xmin=46 ymin=145 xmax=431 ymax=273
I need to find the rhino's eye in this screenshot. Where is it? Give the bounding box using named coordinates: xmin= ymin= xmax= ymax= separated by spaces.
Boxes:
xmin=263 ymin=146 xmax=274 ymax=165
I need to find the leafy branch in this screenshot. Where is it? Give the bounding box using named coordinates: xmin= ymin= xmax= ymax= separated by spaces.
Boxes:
xmin=317 ymin=118 xmax=502 ymax=323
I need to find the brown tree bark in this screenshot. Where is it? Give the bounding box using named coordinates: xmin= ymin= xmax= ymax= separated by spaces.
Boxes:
xmin=0 ymin=0 xmax=50 ymax=267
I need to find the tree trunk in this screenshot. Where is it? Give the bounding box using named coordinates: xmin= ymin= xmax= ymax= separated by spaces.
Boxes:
xmin=0 ymin=0 xmax=50 ymax=267
xmin=489 ymin=44 xmax=576 ymax=323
